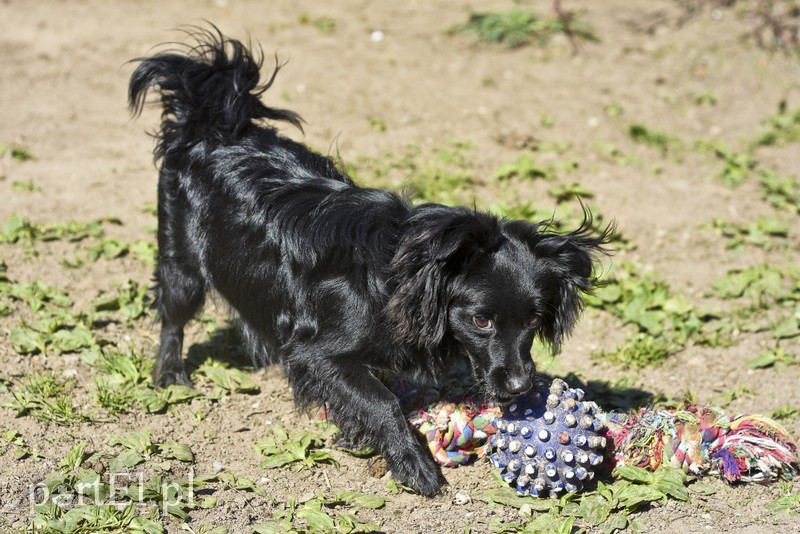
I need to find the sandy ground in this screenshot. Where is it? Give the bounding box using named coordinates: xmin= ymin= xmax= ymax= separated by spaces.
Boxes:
xmin=1 ymin=0 xmax=799 ymax=532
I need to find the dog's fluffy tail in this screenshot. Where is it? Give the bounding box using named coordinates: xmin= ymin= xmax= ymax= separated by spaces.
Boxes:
xmin=128 ymin=26 xmax=303 ymax=159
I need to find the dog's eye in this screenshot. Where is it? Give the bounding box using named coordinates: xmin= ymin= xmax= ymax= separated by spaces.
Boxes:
xmin=529 ymin=316 xmax=541 ymax=328
xmin=473 ymin=315 xmax=493 ymax=330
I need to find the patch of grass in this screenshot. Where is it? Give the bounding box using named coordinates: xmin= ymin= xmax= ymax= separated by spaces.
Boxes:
xmin=747 ymin=347 xmax=797 ymax=369
xmin=91 ymin=279 xmax=152 ymax=322
xmin=494 ymin=151 xmax=578 ymax=183
xmin=367 ymin=116 xmax=386 ymax=133
xmin=30 ymin=438 xmax=209 ymax=528
xmin=11 ymin=179 xmax=40 ymax=192
xmin=629 ymin=123 xmax=683 ymax=156
xmin=711 ymin=264 xmax=800 ymax=310
xmin=495 ymin=153 xmax=550 ymax=181
xmin=94 ymin=379 xmax=137 ymax=414
xmin=694 ymin=93 xmax=718 ymax=106
xmin=254 ymin=425 xmax=338 ymax=470
xmin=710 ymin=384 xmax=754 ymax=408
xmin=351 ymin=141 xmax=476 ymax=206
xmin=595 ymin=333 xmax=676 ymax=368
xmin=481 ymin=464 xmax=688 ymax=532
xmin=0 ymin=273 xmax=103 ymax=356
xmin=192 ymin=358 xmax=260 ymax=400
xmin=0 ymin=214 xmax=109 ymax=244
xmin=586 ymin=263 xmax=723 ymax=368
xmin=0 ymin=143 xmax=34 ymax=161
xmin=767 ymin=483 xmax=800 ymax=515
xmin=593 ymin=142 xmax=636 ymax=166
xmin=134 ymin=384 xmax=203 ymax=414
xmin=700 ymin=141 xmax=757 ymax=187
xmin=216 ymin=472 xmax=268 ymax=497
xmin=772 ymin=404 xmax=800 ymax=420
xmin=709 ymin=216 xmax=790 ymax=250
xmin=298 ymin=13 xmax=336 ymax=34
xmin=254 ymin=492 xmax=387 ymax=533
xmin=1 ymin=428 xmax=40 ymax=460
xmin=107 ymin=430 xmax=193 ymax=473
xmin=754 ymin=102 xmax=800 ymax=147
xmin=548 ymin=183 xmax=593 ymax=204
xmin=759 ymin=168 xmax=800 ymax=213
xmin=30 ymin=503 xmax=164 ymax=534
xmin=694 ymin=136 xmax=797 ymax=201
xmin=3 ymin=372 xmax=92 ymax=425
xmin=452 ymin=8 xmax=596 ymax=49
xmin=2 ymin=278 xmax=72 ymax=313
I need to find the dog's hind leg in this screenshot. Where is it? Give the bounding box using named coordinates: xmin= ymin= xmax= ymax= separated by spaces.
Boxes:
xmin=151 ymin=171 xmax=207 ymax=387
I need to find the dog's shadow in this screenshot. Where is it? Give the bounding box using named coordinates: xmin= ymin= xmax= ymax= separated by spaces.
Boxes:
xmin=547 ymin=371 xmax=659 ymax=412
xmin=184 ymin=324 xmax=255 ymax=375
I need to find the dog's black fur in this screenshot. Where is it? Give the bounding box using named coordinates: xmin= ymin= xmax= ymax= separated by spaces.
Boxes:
xmin=129 ymin=28 xmax=612 ymax=496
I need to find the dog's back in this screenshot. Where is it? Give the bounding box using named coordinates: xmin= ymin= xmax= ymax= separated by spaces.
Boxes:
xmin=128 ymin=27 xmax=411 ymax=378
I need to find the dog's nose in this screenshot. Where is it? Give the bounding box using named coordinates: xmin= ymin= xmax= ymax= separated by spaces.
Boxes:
xmin=505 ymin=375 xmax=533 ymax=396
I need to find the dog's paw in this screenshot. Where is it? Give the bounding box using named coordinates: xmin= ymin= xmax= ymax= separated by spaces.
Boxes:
xmin=387 ymin=448 xmax=446 ymax=497
xmin=152 ymin=368 xmax=193 ymax=388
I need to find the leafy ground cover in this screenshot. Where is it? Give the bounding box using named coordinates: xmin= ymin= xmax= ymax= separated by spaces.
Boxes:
xmin=1 ymin=0 xmax=799 ymax=532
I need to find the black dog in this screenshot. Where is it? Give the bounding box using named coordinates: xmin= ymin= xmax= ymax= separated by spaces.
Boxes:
xmin=128 ymin=28 xmax=612 ymax=496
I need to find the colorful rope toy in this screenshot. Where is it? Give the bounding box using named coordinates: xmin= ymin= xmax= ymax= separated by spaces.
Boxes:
xmin=402 ymin=377 xmax=799 ymax=497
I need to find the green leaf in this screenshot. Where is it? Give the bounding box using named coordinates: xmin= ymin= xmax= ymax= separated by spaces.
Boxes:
xmin=337 ymin=491 xmax=389 ymax=509
xmin=10 ymin=327 xmax=46 ymax=354
xmin=296 ymin=503 xmax=336 ymax=532
xmin=109 ymin=449 xmax=145 ymax=472
xmin=58 ymin=442 xmax=89 ymax=473
xmin=159 ymin=442 xmax=194 ymax=462
xmin=767 ymin=492 xmax=800 ymax=513
xmin=50 ymin=324 xmax=95 ymax=354
xmin=578 ymin=494 xmax=612 ymax=525
xmin=653 ymin=466 xmax=690 ymax=502
xmin=109 ymin=430 xmax=154 ymax=454
xmin=601 ymin=513 xmax=629 ymax=534
xmin=773 ymin=318 xmax=800 ymax=340
xmin=616 ymin=483 xmax=665 ymax=511
xmin=614 ymin=465 xmax=654 ymax=484
xmin=481 ymin=486 xmax=554 ymax=511
xmin=747 ymin=351 xmax=778 ymax=369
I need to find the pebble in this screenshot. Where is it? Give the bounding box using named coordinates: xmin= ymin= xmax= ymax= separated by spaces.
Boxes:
xmin=453 ymin=492 xmax=471 ymax=505
xmin=212 ymin=461 xmax=224 ymax=472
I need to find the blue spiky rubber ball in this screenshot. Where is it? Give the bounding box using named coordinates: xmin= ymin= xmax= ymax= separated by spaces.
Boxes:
xmin=489 ymin=378 xmax=607 ymax=497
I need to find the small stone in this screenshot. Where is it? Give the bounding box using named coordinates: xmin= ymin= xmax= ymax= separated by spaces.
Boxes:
xmin=367 ymin=457 xmax=389 ymax=478
xmin=453 ymin=492 xmax=471 ymax=505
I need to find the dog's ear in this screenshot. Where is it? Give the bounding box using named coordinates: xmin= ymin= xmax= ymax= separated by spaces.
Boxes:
xmin=507 ymin=210 xmax=614 ymax=354
xmin=386 ymin=206 xmax=499 ymax=352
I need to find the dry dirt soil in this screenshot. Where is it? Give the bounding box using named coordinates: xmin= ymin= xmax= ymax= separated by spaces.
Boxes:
xmin=1 ymin=0 xmax=800 ymax=533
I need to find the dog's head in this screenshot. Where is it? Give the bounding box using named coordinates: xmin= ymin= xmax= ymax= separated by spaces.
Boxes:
xmin=387 ymin=205 xmax=612 ymax=403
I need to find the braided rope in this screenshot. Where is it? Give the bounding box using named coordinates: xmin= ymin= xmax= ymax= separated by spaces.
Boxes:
xmin=403 ymin=394 xmax=799 ymax=483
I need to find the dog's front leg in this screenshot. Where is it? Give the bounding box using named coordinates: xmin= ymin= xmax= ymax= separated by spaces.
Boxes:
xmin=287 ymin=354 xmax=445 ymax=496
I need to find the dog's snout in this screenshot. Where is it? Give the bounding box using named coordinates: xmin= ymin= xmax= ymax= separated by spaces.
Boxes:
xmin=505 ymin=375 xmax=533 ymax=396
